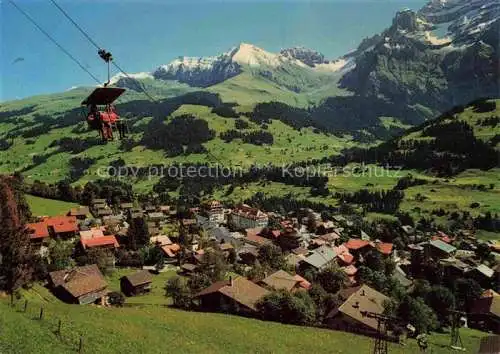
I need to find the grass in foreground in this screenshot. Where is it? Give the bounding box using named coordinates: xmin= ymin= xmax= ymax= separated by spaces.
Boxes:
xmin=0 ymin=284 xmax=488 ymax=354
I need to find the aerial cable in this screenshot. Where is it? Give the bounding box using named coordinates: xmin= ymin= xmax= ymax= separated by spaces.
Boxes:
xmin=49 ymin=0 xmax=101 ymax=51
xmin=49 ymin=0 xmax=158 ymax=102
xmin=7 ymin=0 xmax=102 ymax=85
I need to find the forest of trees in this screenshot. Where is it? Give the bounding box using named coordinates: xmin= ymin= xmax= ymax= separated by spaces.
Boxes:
xmin=220 ymin=129 xmax=274 ymax=145
xmin=141 ymin=114 xmax=215 ymax=156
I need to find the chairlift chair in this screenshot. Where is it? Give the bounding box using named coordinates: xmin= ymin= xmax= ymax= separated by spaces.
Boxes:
xmin=81 ymin=87 xmax=128 ymax=141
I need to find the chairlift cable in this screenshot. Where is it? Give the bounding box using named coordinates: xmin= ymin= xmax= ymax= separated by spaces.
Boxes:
xmin=49 ymin=0 xmax=158 ymax=102
xmin=7 ymin=0 xmax=102 ymax=85
xmin=48 ymin=0 xmax=101 ymax=51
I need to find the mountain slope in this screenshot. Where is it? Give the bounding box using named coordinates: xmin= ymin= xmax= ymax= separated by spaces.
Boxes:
xmin=341 ymin=1 xmax=499 ymax=114
xmin=342 ymin=98 xmax=500 ymax=175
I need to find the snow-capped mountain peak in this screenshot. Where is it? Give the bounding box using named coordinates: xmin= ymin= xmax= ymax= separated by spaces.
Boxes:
xmin=230 ymin=42 xmax=282 ymax=67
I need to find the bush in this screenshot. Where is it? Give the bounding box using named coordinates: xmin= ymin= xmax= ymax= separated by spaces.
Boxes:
xmin=108 ymin=291 xmax=125 ymax=307
xmin=165 ymin=276 xmax=192 ymax=309
xmin=256 ymin=289 xmax=316 ymax=325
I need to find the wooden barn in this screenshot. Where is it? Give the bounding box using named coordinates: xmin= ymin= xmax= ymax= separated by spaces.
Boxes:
xmin=120 ymin=270 xmax=153 ymax=296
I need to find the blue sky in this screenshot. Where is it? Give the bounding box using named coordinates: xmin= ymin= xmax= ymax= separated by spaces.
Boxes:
xmin=1 ymin=0 xmax=427 ymax=100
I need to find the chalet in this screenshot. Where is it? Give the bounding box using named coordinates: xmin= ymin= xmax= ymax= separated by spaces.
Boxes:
xmin=80 ymin=227 xmax=119 ymax=251
xmin=325 ymin=285 xmax=389 ymax=336
xmin=161 ymin=243 xmax=181 ymax=261
xmin=48 ymin=264 xmax=108 ymax=305
xmin=299 ymin=245 xmax=337 ymax=272
xmin=129 ymin=208 xmax=144 ymax=219
xmin=316 ymin=221 xmax=337 ymax=235
xmin=80 ymin=227 xmax=105 ymax=239
xmin=229 ymin=204 xmax=268 ymax=230
xmin=201 ymin=200 xmax=225 ymax=224
xmin=97 ymin=208 xmax=113 ymax=217
xmin=148 ymin=212 xmax=166 ymax=222
xmin=144 ymin=205 xmax=157 ymax=213
xmin=334 ymin=245 xmax=354 ymax=266
xmin=318 ymin=232 xmax=340 ymax=245
xmin=120 ymin=202 xmax=134 ymax=210
xmin=102 ymin=215 xmax=124 ymax=233
xmin=260 ymin=270 xmax=310 ymax=291
xmin=80 ymin=235 xmax=119 ymax=250
xmin=345 ymin=239 xmax=372 ymax=258
xmin=195 ymin=276 xmax=269 ymax=316
xmin=180 ymin=263 xmax=198 ymax=275
xmin=467 ymin=264 xmax=495 ymax=289
xmin=439 ymin=257 xmax=470 ymax=279
xmin=374 ymin=241 xmax=394 ymax=257
xmin=120 ymin=270 xmax=153 ymax=296
xmin=27 ymin=222 xmax=50 ymax=248
xmin=150 ymin=235 xmax=172 ymax=246
xmin=244 ymin=228 xmax=272 ymax=247
xmin=68 ymin=206 xmax=90 ymax=220
xmin=423 ymin=239 xmax=457 ymax=259
xmin=41 ymin=215 xmax=79 ymax=239
xmin=469 ymin=293 xmax=500 ymax=334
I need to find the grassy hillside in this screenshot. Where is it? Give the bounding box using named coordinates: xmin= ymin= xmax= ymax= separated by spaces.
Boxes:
xmin=0 ymin=285 xmax=487 ymax=354
xmin=26 ymin=195 xmax=80 ymax=217
xmin=0 ymin=81 xmax=353 ymax=186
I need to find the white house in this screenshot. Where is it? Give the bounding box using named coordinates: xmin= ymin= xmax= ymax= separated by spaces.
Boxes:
xmin=229 ymin=204 xmax=268 ymax=230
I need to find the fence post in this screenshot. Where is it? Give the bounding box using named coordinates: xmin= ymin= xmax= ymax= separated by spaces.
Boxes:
xmin=79 ymin=336 xmax=84 ymax=353
xmin=39 ymin=306 xmax=44 ymax=320
xmin=24 ymin=300 xmax=28 ymax=313
xmin=57 ymin=319 xmax=62 ymax=337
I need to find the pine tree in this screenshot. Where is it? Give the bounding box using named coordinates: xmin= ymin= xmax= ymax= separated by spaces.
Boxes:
xmin=0 ymin=176 xmax=35 ymax=305
xmin=127 ymin=217 xmax=150 ymax=250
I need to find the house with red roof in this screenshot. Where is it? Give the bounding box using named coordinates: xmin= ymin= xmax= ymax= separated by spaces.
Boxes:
xmin=42 ymin=215 xmax=79 ymax=239
xmin=334 ymin=245 xmax=354 ymax=266
xmin=26 ymin=222 xmax=51 ymax=251
xmin=345 ymin=239 xmax=372 ymax=259
xmin=161 ymin=243 xmax=181 ymax=260
xmin=80 ymin=236 xmax=119 ymax=250
xmin=374 ymin=241 xmax=394 ymax=257
xmin=27 ymin=222 xmax=50 ymax=241
xmin=244 ymin=228 xmax=272 ymax=247
xmin=79 ymin=226 xmax=118 ymax=251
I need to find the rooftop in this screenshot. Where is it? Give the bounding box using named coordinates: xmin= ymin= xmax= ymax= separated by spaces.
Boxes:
xmin=327 ymin=285 xmax=389 ymax=331
xmin=428 ymin=239 xmax=457 ymax=254
xmin=261 ymin=270 xmax=301 ymax=291
xmin=345 ymin=239 xmax=371 ymax=250
xmin=26 ymin=222 xmax=50 ymax=239
xmin=196 ymin=277 xmax=269 ymax=312
xmin=232 ymin=204 xmax=268 ymax=220
xmin=302 ymin=245 xmax=336 ymax=269
xmin=41 ymin=215 xmax=79 ymax=234
xmin=122 ymin=270 xmax=153 ymax=287
xmin=81 ymin=235 xmax=119 ymax=249
xmin=49 ymin=264 xmax=107 ymax=298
